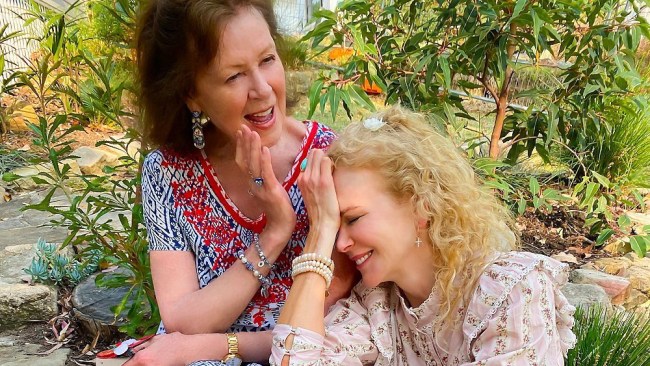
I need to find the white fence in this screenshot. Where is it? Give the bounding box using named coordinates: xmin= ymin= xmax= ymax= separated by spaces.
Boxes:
xmin=0 ymin=0 xmax=43 ymax=79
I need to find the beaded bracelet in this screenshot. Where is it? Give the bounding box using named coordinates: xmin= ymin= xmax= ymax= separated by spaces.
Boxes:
xmin=292 ymin=260 xmax=333 ymax=288
xmin=237 ymin=251 xmax=271 ymax=297
xmin=292 ymin=252 xmax=335 ymax=272
xmin=252 ymin=233 xmax=273 ymax=269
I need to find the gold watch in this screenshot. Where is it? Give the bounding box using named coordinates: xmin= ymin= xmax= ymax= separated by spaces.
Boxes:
xmin=222 ymin=333 xmax=242 ymax=366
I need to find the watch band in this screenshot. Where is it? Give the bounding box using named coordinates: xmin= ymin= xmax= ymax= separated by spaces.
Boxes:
xmin=226 ymin=333 xmax=239 ymax=355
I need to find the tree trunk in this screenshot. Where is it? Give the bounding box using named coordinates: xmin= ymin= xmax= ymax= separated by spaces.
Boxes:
xmin=489 ymin=23 xmax=517 ymax=159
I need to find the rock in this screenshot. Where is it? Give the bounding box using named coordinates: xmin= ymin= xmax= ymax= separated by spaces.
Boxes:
xmin=569 ymin=269 xmax=631 ymax=305
xmin=72 ymin=271 xmax=132 ymax=343
xmin=98 ymin=136 xmax=142 ymax=162
xmin=0 ymin=284 xmax=57 ymax=330
xmin=9 ymin=161 xmax=81 ymax=191
xmin=624 ymin=289 xmax=649 ymax=310
xmin=0 ymin=340 xmax=69 ymax=365
xmin=624 ymin=252 xmax=641 ymax=262
xmin=635 ymin=257 xmax=650 ymax=269
xmin=72 ymin=146 xmax=113 ymax=175
xmin=561 ymin=283 xmax=611 ymax=309
xmin=589 ymin=257 xmax=632 ymax=276
xmin=627 ymin=266 xmax=650 ymax=293
xmin=8 ymin=105 xmax=37 ymax=132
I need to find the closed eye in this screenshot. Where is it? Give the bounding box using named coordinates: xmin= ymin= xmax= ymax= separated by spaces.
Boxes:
xmin=262 ymin=55 xmax=276 ymax=64
xmin=226 ymin=73 xmax=241 ymax=83
xmin=346 ymin=216 xmax=361 ymax=225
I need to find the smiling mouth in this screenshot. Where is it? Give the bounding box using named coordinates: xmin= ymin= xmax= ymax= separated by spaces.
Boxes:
xmin=245 ymin=107 xmax=274 ymax=125
xmin=354 ymin=251 xmax=373 ymax=266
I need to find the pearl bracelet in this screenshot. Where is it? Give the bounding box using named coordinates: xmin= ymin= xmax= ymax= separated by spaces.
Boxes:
xmin=292 ymin=260 xmax=333 ymax=288
xmin=292 ymin=252 xmax=334 ymax=272
xmin=237 ymin=251 xmax=271 ymax=297
xmin=252 ymin=233 xmax=273 ymax=269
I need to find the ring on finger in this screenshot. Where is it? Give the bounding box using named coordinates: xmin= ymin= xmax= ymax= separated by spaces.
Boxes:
xmin=253 ymin=177 xmax=264 ymax=186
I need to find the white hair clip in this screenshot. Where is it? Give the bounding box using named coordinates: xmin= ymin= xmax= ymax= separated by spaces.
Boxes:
xmin=363 ymin=117 xmax=385 ymax=131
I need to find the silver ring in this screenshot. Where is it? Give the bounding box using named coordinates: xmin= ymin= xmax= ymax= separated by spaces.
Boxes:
xmin=253 ymin=177 xmax=264 ymax=186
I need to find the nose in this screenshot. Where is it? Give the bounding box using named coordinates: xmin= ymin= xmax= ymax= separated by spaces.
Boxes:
xmin=335 ymin=227 xmax=353 ymax=253
xmin=249 ymin=69 xmax=272 ymax=99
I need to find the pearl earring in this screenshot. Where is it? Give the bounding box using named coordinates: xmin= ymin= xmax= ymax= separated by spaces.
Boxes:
xmin=415 ymin=237 xmax=422 ymax=248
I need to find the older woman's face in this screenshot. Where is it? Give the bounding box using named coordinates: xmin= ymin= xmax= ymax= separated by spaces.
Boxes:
xmin=333 ymin=167 xmax=421 ymax=288
xmin=186 ymin=7 xmax=287 ymax=148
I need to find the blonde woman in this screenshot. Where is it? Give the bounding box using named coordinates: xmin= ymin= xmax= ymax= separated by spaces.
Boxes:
xmin=271 ymin=106 xmax=576 ymax=365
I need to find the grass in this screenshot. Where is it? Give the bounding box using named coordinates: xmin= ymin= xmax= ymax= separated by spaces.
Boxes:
xmin=0 ymin=146 xmax=35 ymax=174
xmin=566 ymin=305 xmax=650 ymax=366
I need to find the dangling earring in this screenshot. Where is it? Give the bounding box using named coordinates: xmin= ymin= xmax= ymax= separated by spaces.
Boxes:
xmin=191 ymin=111 xmax=210 ymax=149
xmin=415 ymin=237 xmax=422 ymax=248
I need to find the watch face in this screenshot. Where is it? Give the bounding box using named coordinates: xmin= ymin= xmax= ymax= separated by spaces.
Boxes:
xmin=224 ymin=357 xmax=243 ymax=366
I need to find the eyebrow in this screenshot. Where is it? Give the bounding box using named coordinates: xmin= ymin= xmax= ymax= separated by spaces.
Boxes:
xmin=219 ymin=43 xmax=276 ymax=71
xmin=339 ymin=206 xmax=360 ymax=215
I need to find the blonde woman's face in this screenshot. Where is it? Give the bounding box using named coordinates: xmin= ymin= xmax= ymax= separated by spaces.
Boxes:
xmin=333 ymin=167 xmax=420 ymax=288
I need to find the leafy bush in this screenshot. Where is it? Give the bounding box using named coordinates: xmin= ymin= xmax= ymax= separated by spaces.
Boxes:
xmin=566 ymin=305 xmax=650 ymax=366
xmin=24 ymin=238 xmax=102 ymax=286
xmin=558 ymin=96 xmax=650 ymax=188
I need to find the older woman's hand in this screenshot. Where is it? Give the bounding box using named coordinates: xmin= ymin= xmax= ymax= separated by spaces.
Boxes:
xmin=236 ymin=125 xmax=296 ymax=246
xmin=123 ymin=333 xmax=196 ymax=366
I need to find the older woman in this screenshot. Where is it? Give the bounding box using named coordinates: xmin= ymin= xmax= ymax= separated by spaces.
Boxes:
xmin=128 ymin=0 xmax=354 ymax=365
xmin=272 ymin=106 xmax=576 ymax=365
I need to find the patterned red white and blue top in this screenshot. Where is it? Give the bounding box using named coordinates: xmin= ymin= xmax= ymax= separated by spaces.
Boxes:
xmin=141 ymin=121 xmax=336 ymax=333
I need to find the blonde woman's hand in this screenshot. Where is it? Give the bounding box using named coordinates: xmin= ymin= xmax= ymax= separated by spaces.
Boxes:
xmin=297 ymin=149 xmax=340 ymax=252
xmin=235 ymin=125 xmax=296 ymax=246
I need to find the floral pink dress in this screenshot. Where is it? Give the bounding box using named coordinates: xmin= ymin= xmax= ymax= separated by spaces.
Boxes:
xmin=271 ymin=252 xmax=576 ymax=365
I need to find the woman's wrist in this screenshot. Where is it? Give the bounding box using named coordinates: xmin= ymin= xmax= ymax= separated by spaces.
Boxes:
xmin=177 ymin=333 xmax=228 ymax=364
xmin=303 ymin=224 xmax=338 ymax=257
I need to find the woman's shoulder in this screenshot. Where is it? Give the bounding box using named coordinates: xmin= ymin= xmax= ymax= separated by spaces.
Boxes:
xmin=143 ymin=147 xmax=200 ymax=172
xmin=463 ymin=251 xmax=573 ymax=339
xmin=305 ymin=120 xmax=337 ymax=150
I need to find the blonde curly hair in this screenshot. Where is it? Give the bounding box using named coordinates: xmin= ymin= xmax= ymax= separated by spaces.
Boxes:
xmin=328 ymin=105 xmax=517 ymax=332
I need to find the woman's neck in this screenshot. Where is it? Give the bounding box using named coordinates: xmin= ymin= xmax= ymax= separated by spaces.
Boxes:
xmin=395 ymin=241 xmax=436 ymax=308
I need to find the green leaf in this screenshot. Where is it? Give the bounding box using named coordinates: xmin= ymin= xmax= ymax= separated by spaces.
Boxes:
xmin=596 ymin=228 xmax=615 ymax=246
xmin=617 ymin=215 xmax=631 ymax=230
xmin=529 ymin=177 xmax=540 ymax=196
xmin=439 ymin=56 xmax=451 ymax=89
xmin=511 ymin=0 xmax=527 ymax=19
xmin=307 ymin=79 xmax=324 ymax=118
xmin=2 ymin=172 xmax=21 ymax=182
xmin=630 ymin=236 xmax=647 ymax=258
xmin=518 ymin=197 xmax=527 ymax=215
xmin=591 ymin=171 xmax=611 ymax=188
xmin=581 ymin=182 xmax=599 ymax=207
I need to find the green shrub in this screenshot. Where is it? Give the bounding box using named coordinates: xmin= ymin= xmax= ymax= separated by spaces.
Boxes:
xmin=566 ymin=305 xmax=650 ymax=366
xmin=559 ymin=96 xmax=650 ymax=188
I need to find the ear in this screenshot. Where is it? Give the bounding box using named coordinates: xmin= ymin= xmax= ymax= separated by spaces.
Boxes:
xmin=185 ymin=95 xmax=200 ymax=113
xmin=416 ymin=217 xmax=428 ymax=230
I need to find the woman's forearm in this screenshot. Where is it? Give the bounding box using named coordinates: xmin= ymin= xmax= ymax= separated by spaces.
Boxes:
xmin=277 ymin=226 xmax=337 ymax=335
xmin=155 ymin=230 xmax=291 ymax=334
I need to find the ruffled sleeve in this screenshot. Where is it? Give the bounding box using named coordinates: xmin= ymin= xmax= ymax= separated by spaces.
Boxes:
xmin=461 ymin=252 xmax=576 ymax=365
xmin=270 ymin=284 xmax=393 ymax=366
